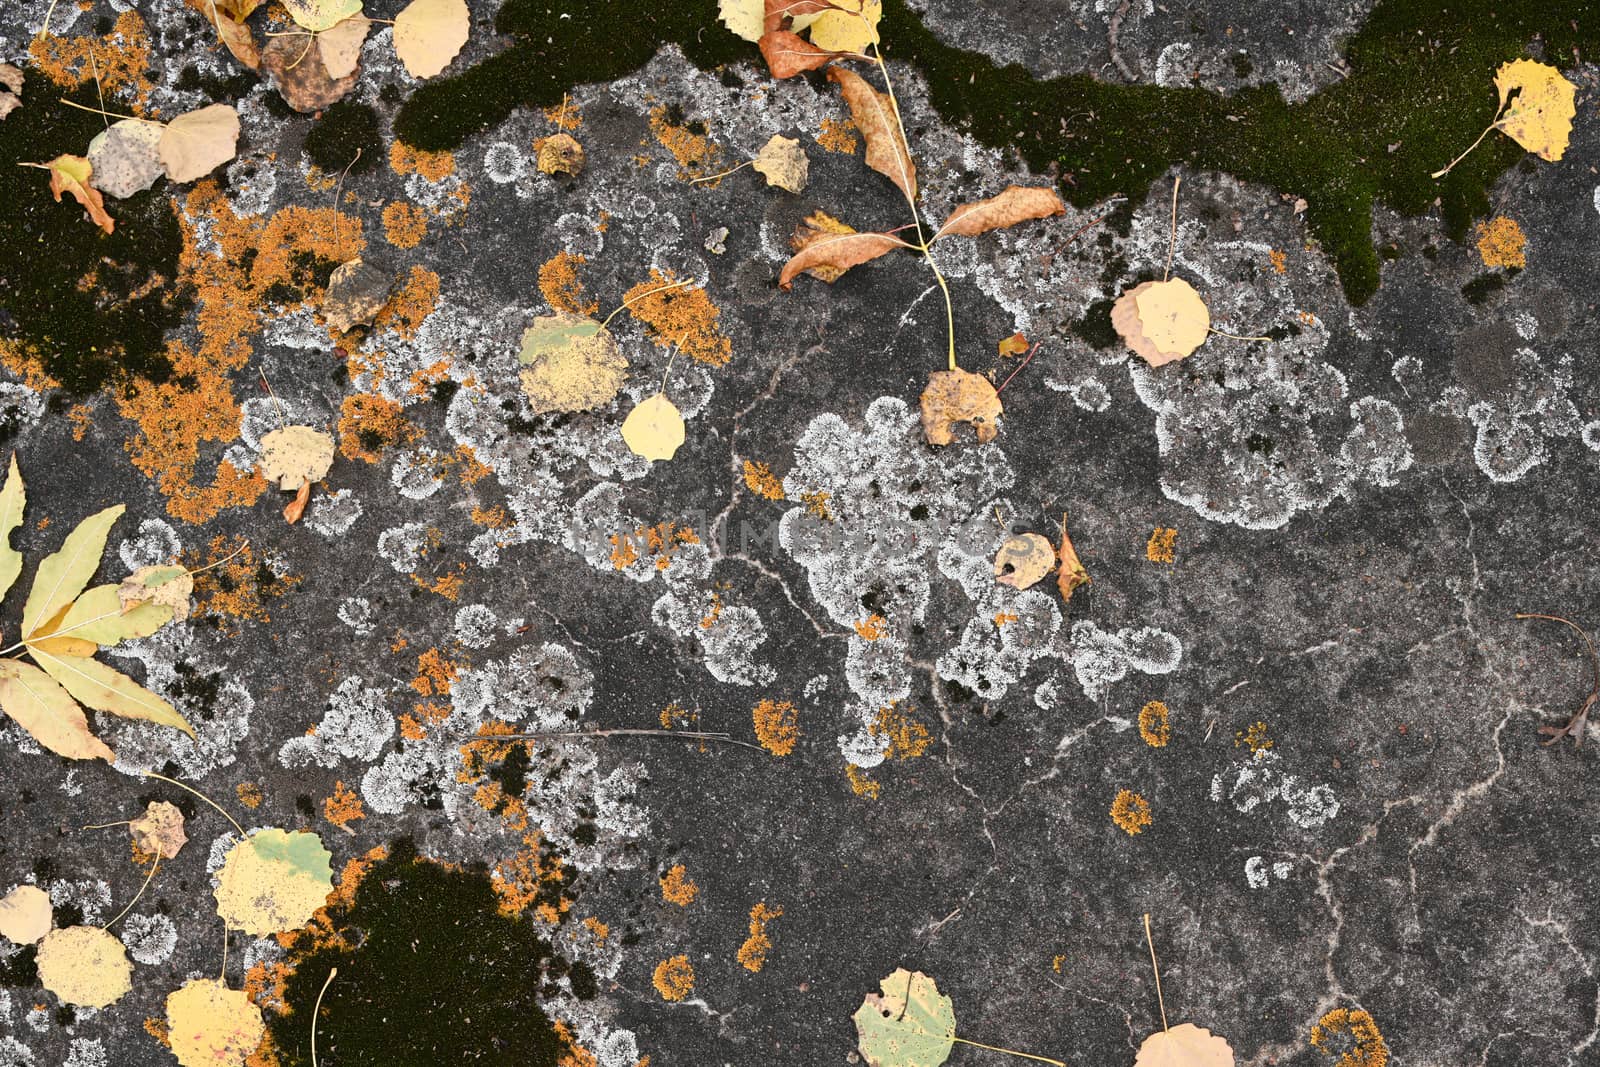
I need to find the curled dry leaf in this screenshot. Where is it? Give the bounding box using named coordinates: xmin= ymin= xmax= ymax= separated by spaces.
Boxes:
xmin=936 ymin=185 xmax=1065 ymax=239
xmin=322 ymin=258 xmax=393 ymax=333
xmin=38 ymin=155 xmax=114 ymax=235
xmin=317 ymin=15 xmax=368 ymax=80
xmin=518 ymin=313 xmax=628 ymax=415
xmin=763 ymin=0 xmax=835 ymax=36
xmin=158 ymin=104 xmax=241 ymax=183
xmin=752 ymin=134 xmax=808 ymax=193
xmin=1112 ymin=279 xmax=1209 ymax=366
xmin=1493 ymin=59 xmax=1576 ymax=162
xmin=0 ymin=62 xmax=22 ymax=121
xmin=283 ymin=479 xmax=312 ymax=525
xmin=804 ymin=0 xmax=881 ymax=52
xmin=1056 ymin=514 xmax=1089 ymax=602
xmin=828 ymin=67 xmax=916 ymax=201
xmin=185 ymin=0 xmax=262 ymax=68
xmin=997 ymin=332 xmax=1028 ymax=357
xmin=780 ymin=225 xmax=902 ymax=289
xmin=394 ymin=0 xmax=471 ymax=80
xmin=214 ymin=828 xmax=335 ymax=935
xmin=167 ymin=979 xmax=267 ymax=1067
xmin=994 ymin=533 xmax=1055 ymax=590
xmin=282 ymin=0 xmax=362 ymax=33
xmin=129 ymin=800 xmax=188 ymax=860
xmin=919 ymin=369 xmax=1001 ymax=446
xmin=118 ymin=565 xmax=193 ymax=621
xmin=87 ymin=119 xmax=164 ymax=199
xmin=0 ymin=884 xmax=52 ymax=945
xmin=621 ymin=394 xmax=686 ymax=462
xmin=259 ymin=426 xmax=335 ymax=490
xmin=535 ymin=133 xmax=586 ymax=177
xmin=262 ymin=34 xmax=358 ymax=113
xmin=36 ymin=926 xmax=133 ymax=1008
xmin=758 ymin=29 xmax=856 ymax=79
xmin=852 ymin=968 xmax=956 ymax=1067
xmin=1133 ymin=1023 xmax=1236 ymax=1067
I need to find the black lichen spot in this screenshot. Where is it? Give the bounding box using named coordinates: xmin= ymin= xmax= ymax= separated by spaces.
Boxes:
xmin=54 ymin=1005 xmax=76 ymax=1027
xmin=1072 ymin=297 xmax=1119 ymax=350
xmin=430 ymin=378 xmax=460 ymax=406
xmin=169 ymin=661 xmax=224 ymax=722
xmin=0 ymin=945 xmax=38 ymax=987
xmin=1460 ymin=272 xmax=1507 ymax=305
xmin=295 ymin=795 xmax=316 ymax=818
xmin=269 ymin=840 xmax=573 ymax=1067
xmin=304 ymin=103 xmax=382 ymax=175
xmin=487 ymin=744 xmax=533 ymax=808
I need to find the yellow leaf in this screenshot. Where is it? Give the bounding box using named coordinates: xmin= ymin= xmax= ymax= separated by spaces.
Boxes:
xmin=1112 ymin=279 xmax=1209 ymax=367
xmin=129 ymin=800 xmax=188 ymax=860
xmin=1133 ymin=1023 xmax=1236 ymax=1067
xmin=282 ymin=0 xmax=362 ymax=33
xmin=852 ymin=968 xmax=955 ymax=1067
xmin=50 ymin=583 xmax=175 ymax=645
xmin=214 ymin=829 xmax=334 ymax=935
xmin=0 ymin=453 xmax=24 ymax=603
xmin=30 ymin=649 xmax=195 ymax=736
xmin=158 ymin=103 xmax=241 ymax=183
xmin=119 ymin=565 xmax=194 ymax=621
xmin=36 ymin=926 xmax=132 ymax=1008
xmin=919 ymin=369 xmax=1001 ymax=446
xmin=166 ymin=979 xmax=266 ymax=1067
xmin=259 ymin=425 xmax=335 ymax=490
xmin=534 ymin=133 xmax=586 ymax=176
xmin=21 ymin=504 xmax=124 ymax=639
xmin=0 ymin=660 xmax=113 ymax=761
xmin=39 ymin=155 xmax=115 ymax=235
xmin=518 ymin=314 xmax=628 ymax=415
xmin=718 ymin=0 xmax=764 ymax=42
xmin=26 ymin=636 xmax=98 ymax=657
xmin=805 ymin=0 xmax=880 ymax=52
xmin=0 ymin=884 xmax=52 ymax=945
xmin=993 ymin=533 xmax=1054 ymax=590
xmin=317 ymin=15 xmax=368 ymax=80
xmin=752 ymin=134 xmax=808 ymax=193
xmin=1493 ymin=59 xmax=1576 ymax=162
xmin=621 ymin=393 xmax=686 ymax=462
xmin=393 ymin=0 xmax=470 ymax=79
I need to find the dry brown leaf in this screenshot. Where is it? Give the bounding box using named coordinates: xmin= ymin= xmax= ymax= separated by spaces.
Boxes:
xmin=129 ymin=800 xmax=188 ymax=859
xmin=828 ymin=67 xmax=916 ymax=201
xmin=36 ymin=926 xmax=132 ymax=1008
xmin=38 ymin=155 xmax=114 ymax=235
xmin=158 ymin=104 xmax=241 ymax=183
xmin=186 ymin=0 xmax=262 ymax=68
xmin=87 ymin=120 xmax=164 ymax=199
xmin=0 ymin=884 xmax=51 ymax=945
xmin=394 ymin=0 xmax=471 ymax=80
xmin=994 ymin=533 xmax=1055 ymax=590
xmin=758 ymin=30 xmax=856 ymax=79
xmin=1056 ymin=514 xmax=1089 ymax=602
xmin=0 ymin=63 xmax=22 ymax=121
xmin=779 ymin=227 xmax=903 ymax=289
xmin=262 ymin=33 xmax=358 ymax=113
xmin=283 ymin=480 xmax=311 ymax=524
xmin=535 ymin=133 xmax=586 ymax=176
xmin=317 ymin=15 xmax=368 ymax=80
xmin=322 ymin=258 xmax=392 ymax=333
xmin=1133 ymin=1024 xmax=1235 ymax=1067
xmin=1112 ymin=279 xmax=1209 ymax=367
xmin=919 ymin=369 xmax=1001 ymax=446
xmin=167 ymin=978 xmax=266 ymax=1067
xmin=752 ymin=134 xmax=808 ymax=193
xmin=1493 ymin=59 xmax=1576 ymax=162
xmin=788 ymin=211 xmax=857 ymax=283
xmin=936 ymin=185 xmax=1065 ymax=239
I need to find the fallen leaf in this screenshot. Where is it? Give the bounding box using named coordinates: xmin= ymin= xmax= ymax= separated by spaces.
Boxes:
xmin=1112 ymin=279 xmax=1209 ymax=366
xmin=1493 ymin=59 xmax=1576 ymax=162
xmin=1056 ymin=514 xmax=1089 ymax=602
xmin=758 ymin=30 xmax=856 ymax=79
xmin=129 ymin=800 xmax=188 ymax=859
xmin=0 ymin=660 xmax=113 ymax=760
xmin=780 ymin=225 xmax=902 ymax=288
xmin=518 ymin=313 xmax=628 ymax=415
xmin=994 ymin=533 xmax=1054 ymax=590
xmin=158 ymin=104 xmax=241 ymax=183
xmin=0 ymin=884 xmax=51 ymax=945
xmin=919 ymin=369 xmax=1001 ymax=446
xmin=718 ymin=0 xmax=764 ymax=42
xmin=935 ymin=185 xmax=1065 ymax=239
xmin=214 ymin=828 xmax=334 ymax=935
xmin=621 ymin=394 xmax=686 ymax=462
xmin=1133 ymin=1024 xmax=1235 ymax=1067
xmin=317 ymin=14 xmax=368 ymax=80
xmin=282 ymin=0 xmax=362 ymax=33
xmin=393 ymin=0 xmax=470 ymax=80
xmin=36 ymin=926 xmax=132 ymax=1008
xmin=283 ymin=480 xmax=312 ymax=524
xmin=763 ymin=0 xmax=834 ymax=35
xmin=259 ymin=426 xmax=335 ymax=490
xmin=30 ymin=648 xmax=196 ymax=736
xmin=853 ymin=968 xmax=955 ymax=1067
xmin=322 ymin=258 xmax=392 ymax=333
xmin=0 ymin=62 xmax=22 ymax=121
xmin=997 ymin=332 xmax=1028 ymax=357
xmin=22 ymin=503 xmax=124 ymax=639
xmin=535 ymin=133 xmax=586 ymax=176
xmin=52 ymin=583 xmax=175 ymax=645
xmin=0 ymin=454 xmax=24 ymax=603
xmin=805 ymin=0 xmax=881 ymax=54
xmin=262 ymin=34 xmax=358 ymax=112
xmin=118 ymin=565 xmax=192 ymax=619
xmin=87 ymin=119 xmax=165 ymax=199
xmin=752 ymin=133 xmax=808 ymax=193
xmin=166 ymin=979 xmax=267 ymax=1067
xmin=828 ymin=67 xmax=915 ymax=201
xmin=185 ymin=0 xmax=261 ymax=68
xmin=37 ymin=155 xmax=114 ymax=235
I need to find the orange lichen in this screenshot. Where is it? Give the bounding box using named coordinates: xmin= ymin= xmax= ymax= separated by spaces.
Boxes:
xmin=1269 ymin=249 xmax=1288 ymax=274
xmin=622 ymin=270 xmax=732 ymax=367
xmin=659 ymin=865 xmax=699 ymax=906
xmin=471 ymin=505 xmax=512 ymax=529
xmin=1474 ymin=215 xmax=1526 ymax=270
xmin=870 ymin=702 xmax=930 ymax=759
xmin=544 ymin=97 xmax=583 ymax=131
xmin=853 ymin=613 xmax=887 ymax=640
xmin=845 ymin=763 xmax=881 ymax=799
xmin=1146 ymin=527 xmax=1177 ymax=563
xmin=338 ymin=393 xmax=416 ymax=462
xmin=235 ymin=783 xmax=264 ymax=809
xmin=742 ymin=460 xmax=786 ymax=501
xmin=609 ymin=521 xmax=700 ymax=571
xmin=1236 ymin=720 xmax=1274 ymax=756
xmin=652 ymin=955 xmax=695 ymax=1001
xmin=29 ymin=11 xmax=155 ymax=100
xmin=1139 ymin=701 xmax=1171 ymax=747
xmin=1310 ymin=1008 xmax=1389 ymax=1067
xmin=388 ymin=141 xmax=456 ymax=181
xmin=143 ymin=1016 xmax=171 ymax=1047
xmin=1110 ymin=789 xmax=1152 ymax=835
xmin=736 ymin=902 xmax=783 ymax=972
xmin=658 ymin=701 xmax=693 ymax=729
xmin=66 ymin=404 xmax=93 ymax=442
xmin=802 ymin=491 xmax=834 ymax=521
xmin=817 ymin=117 xmax=859 ymax=154
xmin=993 ymin=612 xmax=1019 ymax=628
xmin=699 ymin=592 xmax=723 ymax=629
xmin=648 ymin=105 xmax=721 ymax=179
xmin=185 ymin=536 xmax=298 ymax=628
xmin=383 ymin=202 xmax=428 ymax=248
xmin=374 ymin=265 xmax=442 ymax=340
xmin=323 ymin=780 xmax=366 ymax=830
xmin=409 ymin=648 xmax=461 ymax=697
xmin=490 ymin=833 xmax=568 ymax=919
xmin=583 ymin=916 xmax=610 ymax=943
xmin=752 ymin=699 xmax=799 ymax=756
xmin=539 ymin=252 xmax=599 ymax=316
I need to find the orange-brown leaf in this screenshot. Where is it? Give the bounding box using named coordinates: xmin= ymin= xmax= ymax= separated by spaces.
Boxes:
xmin=42 ymin=156 xmax=114 ymax=235
xmin=779 ymin=228 xmax=904 ymax=289
xmin=763 ymin=0 xmax=836 ymax=34
xmin=758 ymin=30 xmax=855 ymax=78
xmin=936 ymin=185 xmax=1065 ymax=239
xmin=1056 ymin=513 xmax=1089 ymax=602
xmin=827 ymin=67 xmax=916 ymax=201
xmin=282 ymin=479 xmax=311 ymax=524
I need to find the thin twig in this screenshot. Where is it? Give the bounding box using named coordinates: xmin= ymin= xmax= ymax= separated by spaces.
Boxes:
xmin=950 ymin=1036 xmax=1066 ymax=1067
xmin=1108 ymin=0 xmax=1140 ymax=81
xmin=689 ymin=159 xmax=754 ymax=184
xmin=995 ymin=341 xmax=1043 ymax=394
xmin=1162 ymin=176 xmax=1181 ymax=283
xmin=57 ymin=98 xmax=163 ymax=125
xmin=101 ymin=856 xmax=159 ymax=930
xmin=1143 ymin=913 xmax=1169 ymax=1032
xmin=312 ymin=968 xmax=338 ymax=1067
xmin=461 ymin=728 xmax=766 ymax=752
xmin=1208 ymin=327 xmax=1273 ymax=343
xmin=142 ymin=771 xmax=245 ymax=836
xmin=88 ymin=50 xmax=108 ymax=131
xmin=1514 ymin=612 xmax=1598 ymax=747
xmin=598 ymin=279 xmax=694 ymax=329
xmin=258 ymin=371 xmax=288 ymax=430
xmin=1040 ymin=202 xmax=1123 ymax=272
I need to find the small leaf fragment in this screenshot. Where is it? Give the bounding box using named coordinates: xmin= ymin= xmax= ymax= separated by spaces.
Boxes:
xmin=935 ymin=185 xmax=1065 ymax=239
xmin=1112 ymin=279 xmax=1209 ymax=367
xmin=259 ymin=426 xmax=336 ymax=491
xmin=37 ymin=155 xmax=114 ymax=235
xmin=1056 ymin=515 xmax=1089 ymax=602
xmin=1493 ymin=59 xmax=1576 ymax=162
xmin=994 ymin=532 xmax=1054 ymax=590
xmin=36 ymin=926 xmax=132 ymax=1008
xmin=919 ymin=369 xmax=1001 ymax=446
xmin=828 ymin=67 xmax=916 ymax=201
xmin=1133 ymin=1023 xmax=1236 ymax=1067
xmin=167 ymin=978 xmax=267 ymax=1067
xmin=752 ymin=134 xmax=808 ymax=193
xmin=621 ymin=394 xmax=686 ymax=462
xmin=158 ymin=104 xmax=241 ymax=183
xmin=393 ymin=0 xmax=471 ymax=80
xmin=852 ymin=968 xmax=955 ymax=1067
xmin=0 ymin=62 xmax=22 ymax=121
xmin=0 ymin=660 xmax=115 ymax=762
xmin=997 ymin=332 xmax=1028 ymax=357
xmin=283 ymin=479 xmax=312 ymax=525
xmin=0 ymin=884 xmax=52 ymax=945
xmin=129 ymin=800 xmax=188 ymax=860
xmin=518 ymin=313 xmax=628 ymax=415
xmin=214 ymin=829 xmax=335 ymax=935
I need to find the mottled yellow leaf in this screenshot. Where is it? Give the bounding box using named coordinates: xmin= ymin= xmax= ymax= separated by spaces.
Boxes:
xmin=31 ymin=649 xmax=194 ymax=736
xmin=1493 ymin=59 xmax=1576 ymax=162
xmin=129 ymin=800 xmax=188 ymax=860
xmin=214 ymin=829 xmax=334 ymax=935
xmin=752 ymin=134 xmax=808 ymax=193
xmin=518 ymin=314 xmax=627 ymax=414
xmin=621 ymin=393 xmax=686 ymax=462
xmin=993 ymin=533 xmax=1054 ymax=590
xmin=805 ymin=0 xmax=880 ymax=52
xmin=36 ymin=926 xmax=132 ymax=1008
xmin=119 ymin=565 xmax=194 ymax=621
xmin=259 ymin=426 xmax=335 ymax=491
xmin=919 ymin=369 xmax=1001 ymax=446
xmin=0 ymin=884 xmax=52 ymax=945
xmin=282 ymin=0 xmax=362 ymax=33
xmin=166 ymin=978 xmax=266 ymax=1067
xmin=853 ymin=968 xmax=955 ymax=1067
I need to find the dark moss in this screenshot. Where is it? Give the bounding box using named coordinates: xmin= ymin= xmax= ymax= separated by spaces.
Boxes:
xmin=430 ymin=378 xmax=460 ymax=406
xmin=1230 ymin=53 xmax=1254 ymax=78
xmin=54 ymin=1005 xmax=76 ymax=1027
xmin=0 ymin=85 xmax=189 ymax=394
xmin=304 ymin=103 xmax=383 ymax=175
xmin=0 ymin=945 xmax=37 ymax=987
xmin=487 ymin=743 xmax=533 ymax=805
xmin=295 ymin=794 xmax=316 ymax=818
xmin=1072 ymin=297 xmax=1119 ymax=350
xmin=269 ymin=840 xmax=572 ymax=1067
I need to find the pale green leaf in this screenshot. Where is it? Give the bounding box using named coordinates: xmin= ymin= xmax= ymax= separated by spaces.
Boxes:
xmin=0 ymin=454 xmax=24 ymax=604
xmin=30 ymin=650 xmax=193 ymax=736
xmin=0 ymin=660 xmax=115 ymax=761
xmin=50 ymin=584 xmax=174 ymax=646
xmin=22 ymin=505 xmax=124 ymax=639
xmin=853 ymin=969 xmax=956 ymax=1067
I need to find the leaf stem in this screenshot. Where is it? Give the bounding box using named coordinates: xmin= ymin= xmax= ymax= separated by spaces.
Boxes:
xmin=950 ymin=1036 xmax=1066 ymax=1066
xmin=100 ymin=856 xmax=159 ymax=930
xmin=1432 ymin=99 xmax=1509 ymax=179
xmin=56 ymin=98 xmax=163 ymax=125
xmin=461 ymin=728 xmax=766 ymax=752
xmin=312 ymin=967 xmax=338 ymax=1067
xmin=1143 ymin=913 xmax=1169 ymax=1032
xmin=1162 ymin=176 xmax=1181 ymax=283
xmin=142 ymin=771 xmax=245 ymax=836
xmin=688 ymin=159 xmax=754 ymax=184
xmin=1207 ymin=327 xmax=1273 ymax=343
xmin=995 ymin=342 xmax=1042 ymax=394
